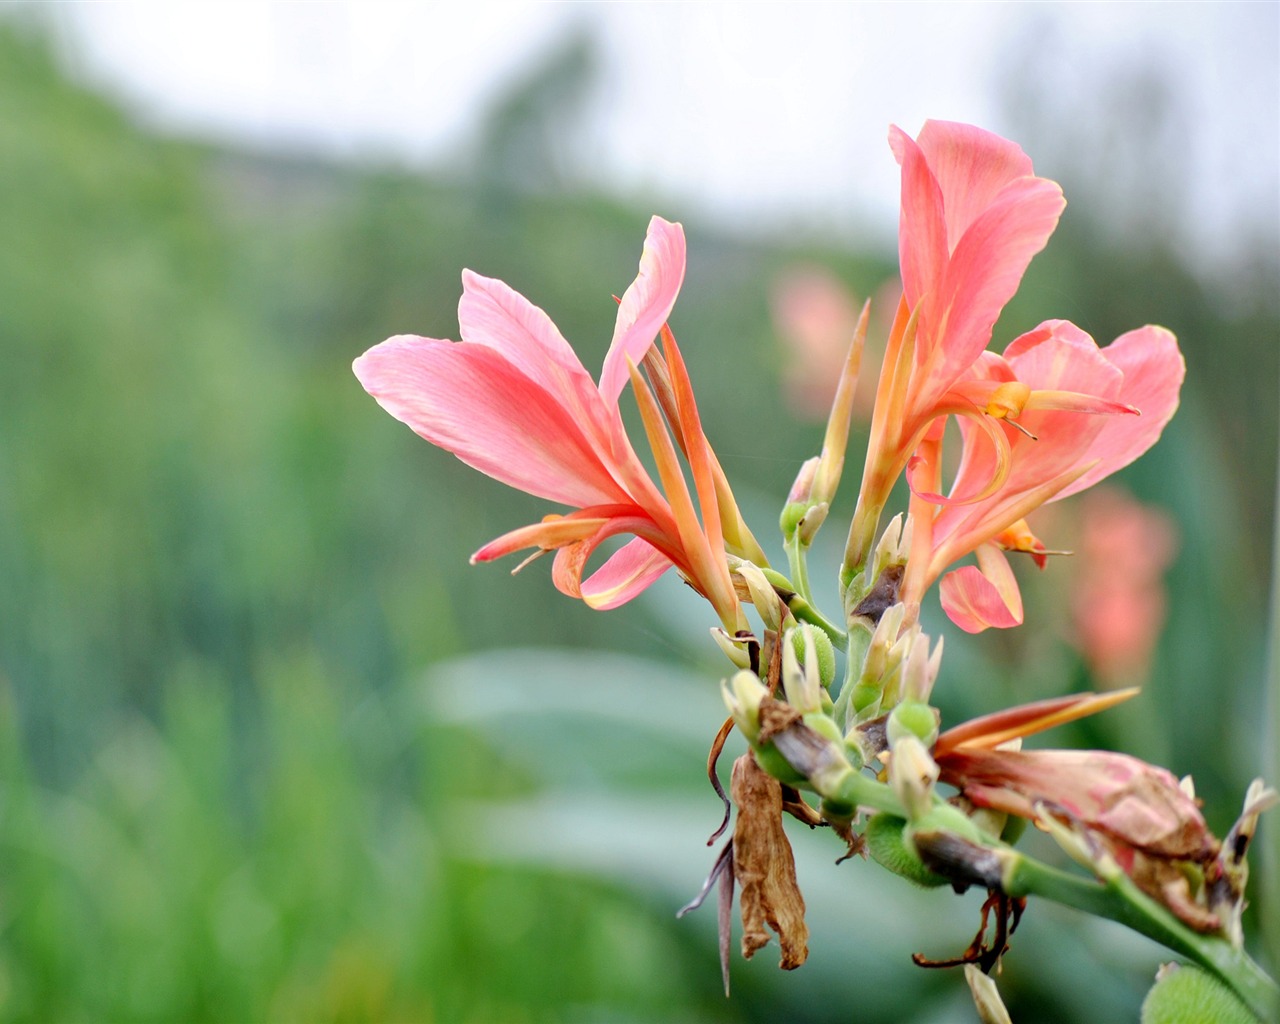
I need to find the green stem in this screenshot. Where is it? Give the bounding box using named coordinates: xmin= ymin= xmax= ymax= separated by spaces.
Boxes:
xmin=760 ymin=567 xmax=847 ymax=651
xmin=1003 ymin=854 xmax=1278 ymax=1021
xmin=784 ymin=529 xmax=814 ymax=607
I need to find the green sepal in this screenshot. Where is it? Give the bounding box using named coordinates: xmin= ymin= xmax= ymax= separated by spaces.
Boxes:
xmin=1000 ymin=813 xmax=1028 ymax=846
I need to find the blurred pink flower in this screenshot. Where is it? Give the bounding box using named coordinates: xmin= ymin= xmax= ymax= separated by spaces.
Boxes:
xmin=771 ymin=268 xmax=894 ymax=420
xmin=353 ymin=216 xmax=746 ymax=630
xmin=1069 ymin=487 xmax=1179 ymax=686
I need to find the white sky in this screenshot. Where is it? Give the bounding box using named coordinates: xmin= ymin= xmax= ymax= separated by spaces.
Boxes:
xmin=38 ymin=2 xmax=1280 ymax=266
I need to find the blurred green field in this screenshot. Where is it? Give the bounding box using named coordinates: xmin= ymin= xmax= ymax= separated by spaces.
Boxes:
xmin=0 ymin=20 xmax=1276 ymax=1023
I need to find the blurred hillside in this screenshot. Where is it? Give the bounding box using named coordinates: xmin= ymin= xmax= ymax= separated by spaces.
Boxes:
xmin=0 ymin=19 xmax=1275 ymax=1023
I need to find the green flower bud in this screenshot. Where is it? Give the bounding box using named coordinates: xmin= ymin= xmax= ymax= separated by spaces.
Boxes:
xmin=887 ymin=700 xmax=940 ymax=747
xmin=789 ymin=623 xmax=836 ymax=690
xmin=721 ymin=670 xmax=767 ymax=741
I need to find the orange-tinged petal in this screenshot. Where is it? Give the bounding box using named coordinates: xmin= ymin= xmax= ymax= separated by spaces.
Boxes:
xmin=470 ymin=514 xmax=611 ymax=563
xmin=661 ymin=328 xmax=736 ymax=612
xmin=934 ymin=689 xmax=1140 ymax=757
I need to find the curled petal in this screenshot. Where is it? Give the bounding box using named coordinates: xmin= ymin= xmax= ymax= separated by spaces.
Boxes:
xmin=580 ymin=537 xmax=674 ymax=610
xmin=599 ymin=216 xmax=687 ymax=405
xmin=551 ymin=515 xmax=681 ymax=605
xmin=939 ymin=545 xmax=1024 ymax=633
xmin=906 ymin=401 xmax=1012 ymax=506
xmin=470 ymin=513 xmax=611 ymax=563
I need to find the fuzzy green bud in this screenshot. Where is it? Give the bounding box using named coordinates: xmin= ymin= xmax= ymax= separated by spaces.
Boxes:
xmin=721 ymin=670 xmax=767 ymax=741
xmin=864 ymin=813 xmax=949 ymax=888
xmin=789 ymin=624 xmax=836 ymax=689
xmin=1140 ymin=964 xmax=1255 ymax=1024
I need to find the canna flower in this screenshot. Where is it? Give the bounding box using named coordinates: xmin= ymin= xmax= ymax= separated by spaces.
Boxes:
xmin=845 ymin=120 xmax=1067 ymax=576
xmin=907 ymin=320 xmax=1184 ymax=632
xmin=353 ymin=216 xmax=747 ymax=631
xmin=837 ymin=119 xmax=1184 ymax=632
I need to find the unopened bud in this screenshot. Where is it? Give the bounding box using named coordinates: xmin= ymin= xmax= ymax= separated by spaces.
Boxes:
xmin=722 ymin=670 xmax=767 ymax=742
xmin=902 ymin=632 xmax=943 ymax=704
xmin=797 ymin=501 xmax=829 ymax=545
xmin=781 ymin=627 xmax=820 ymax=714
xmin=889 ymin=734 xmax=938 ymax=821
xmin=964 ymin=965 xmax=1013 ymax=1024
xmin=785 ymin=456 xmax=820 ymax=507
xmin=710 ymin=628 xmax=753 ymax=669
xmin=737 ymin=563 xmax=786 ymax=633
xmin=887 ymin=700 xmax=940 ymax=747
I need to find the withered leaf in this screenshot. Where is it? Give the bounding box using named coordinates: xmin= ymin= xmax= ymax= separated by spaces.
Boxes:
xmin=731 ymin=752 xmax=809 ymax=970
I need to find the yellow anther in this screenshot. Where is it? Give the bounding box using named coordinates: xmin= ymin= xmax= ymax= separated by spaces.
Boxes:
xmin=985 ymin=381 xmax=1031 ymax=420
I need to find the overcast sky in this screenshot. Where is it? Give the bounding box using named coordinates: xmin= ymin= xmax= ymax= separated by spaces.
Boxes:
xmin=39 ymin=2 xmax=1280 ymax=268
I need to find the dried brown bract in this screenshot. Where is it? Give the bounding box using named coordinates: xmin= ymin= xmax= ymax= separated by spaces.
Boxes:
xmin=731 ymin=752 xmax=809 ymax=969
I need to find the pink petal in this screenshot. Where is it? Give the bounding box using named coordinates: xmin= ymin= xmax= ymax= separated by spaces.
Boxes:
xmin=917 ymin=176 xmax=1065 ymax=406
xmin=890 ymin=125 xmax=947 ymax=318
xmin=458 ymin=271 xmax=610 ymax=438
xmin=580 ymin=537 xmax=674 ymax=610
xmin=599 ymin=216 xmax=687 ymax=405
xmin=1054 ymin=326 xmax=1184 ymax=499
xmin=939 ymin=545 xmax=1024 ymax=633
xmin=353 ymin=335 xmax=627 ymax=508
xmin=913 ymin=120 xmax=1036 ymax=251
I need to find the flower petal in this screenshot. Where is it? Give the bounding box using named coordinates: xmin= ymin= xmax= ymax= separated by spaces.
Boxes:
xmin=458 ymin=270 xmax=610 ymax=438
xmin=939 ymin=545 xmax=1024 ymax=633
xmin=353 ymin=335 xmax=627 ymax=508
xmin=1054 ymin=326 xmax=1185 ymax=499
xmin=580 ymin=538 xmax=674 ymax=610
xmin=914 ymin=120 xmax=1036 ymax=250
xmin=599 ymin=216 xmax=687 ymax=405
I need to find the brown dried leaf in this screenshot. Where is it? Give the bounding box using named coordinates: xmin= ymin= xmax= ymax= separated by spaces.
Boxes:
xmin=731 ymin=752 xmax=809 ymax=970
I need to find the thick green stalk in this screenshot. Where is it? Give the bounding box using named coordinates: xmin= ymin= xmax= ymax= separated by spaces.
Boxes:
xmin=1002 ymin=855 xmax=1278 ymax=1022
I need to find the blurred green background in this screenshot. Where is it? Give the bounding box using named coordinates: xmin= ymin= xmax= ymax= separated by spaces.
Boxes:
xmin=1 ymin=14 xmax=1277 ymax=1024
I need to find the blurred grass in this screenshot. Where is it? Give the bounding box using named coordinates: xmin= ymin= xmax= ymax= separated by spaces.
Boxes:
xmin=0 ymin=17 xmax=1276 ymax=1023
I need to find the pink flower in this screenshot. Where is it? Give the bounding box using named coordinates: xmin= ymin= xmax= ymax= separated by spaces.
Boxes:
xmin=353 ymin=216 xmax=745 ymax=630
xmin=846 ymin=121 xmax=1067 ymax=570
xmin=840 ymin=121 xmax=1185 ymax=633
xmin=912 ymin=320 xmax=1185 ymax=632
